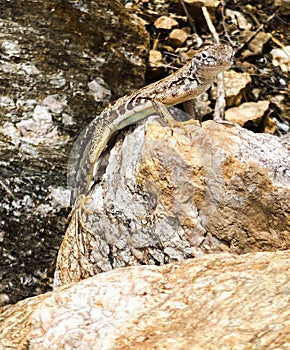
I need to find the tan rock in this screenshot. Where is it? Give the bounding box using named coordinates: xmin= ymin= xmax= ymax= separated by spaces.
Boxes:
xmin=225 ymin=9 xmax=252 ymax=30
xmin=1 ymin=250 xmax=290 ymax=349
xmin=223 ymin=70 xmax=252 ymax=106
xmin=225 ymin=100 xmax=270 ymax=126
xmin=184 ymin=0 xmax=220 ymax=7
xmin=55 ymin=117 xmax=290 ymax=288
xmin=271 ymin=46 xmax=290 ymax=73
xmin=168 ymin=29 xmax=188 ymax=47
xmin=149 ymin=49 xmax=163 ymax=65
xmin=154 ymin=16 xmax=178 ymax=30
xmin=242 ymin=32 xmax=272 ymax=58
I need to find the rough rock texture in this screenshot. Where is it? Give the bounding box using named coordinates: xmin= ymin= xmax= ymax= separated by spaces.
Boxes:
xmin=0 ymin=0 xmax=149 ymax=304
xmin=1 ymin=250 xmax=290 ymax=349
xmin=55 ymin=117 xmax=290 ymax=287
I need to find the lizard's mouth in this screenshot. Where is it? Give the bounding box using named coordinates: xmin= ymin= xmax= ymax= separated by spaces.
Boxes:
xmin=197 ymin=45 xmax=235 ymax=79
xmin=198 ymin=62 xmax=232 ymax=79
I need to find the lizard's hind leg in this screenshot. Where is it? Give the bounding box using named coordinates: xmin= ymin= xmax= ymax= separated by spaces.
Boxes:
xmin=68 ymin=194 xmax=94 ymax=257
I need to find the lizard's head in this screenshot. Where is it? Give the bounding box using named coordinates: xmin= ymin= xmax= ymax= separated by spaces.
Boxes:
xmin=194 ymin=44 xmax=234 ymax=79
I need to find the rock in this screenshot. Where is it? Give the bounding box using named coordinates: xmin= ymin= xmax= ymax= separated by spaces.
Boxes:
xmin=0 ymin=0 xmax=149 ymax=305
xmin=225 ymin=9 xmax=252 ymax=30
xmin=271 ymin=46 xmax=290 ymax=73
xmin=183 ymin=0 xmax=220 ymax=8
xmin=55 ymin=117 xmax=290 ymax=287
xmin=88 ymin=78 xmax=112 ymax=103
xmin=223 ymin=70 xmax=252 ymax=106
xmin=154 ymin=16 xmax=178 ymax=30
xmin=1 ymin=250 xmax=290 ymax=349
xmin=149 ymin=50 xmax=163 ymax=65
xmin=168 ymin=29 xmax=189 ymax=47
xmin=241 ymin=32 xmax=272 ymax=58
xmin=225 ymin=100 xmax=270 ymax=127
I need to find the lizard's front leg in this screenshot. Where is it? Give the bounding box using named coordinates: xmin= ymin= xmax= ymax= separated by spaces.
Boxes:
xmin=152 ymin=100 xmax=201 ymax=131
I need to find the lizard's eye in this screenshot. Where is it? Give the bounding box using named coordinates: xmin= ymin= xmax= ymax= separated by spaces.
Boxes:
xmin=196 ymin=51 xmax=211 ymax=63
xmin=201 ymin=54 xmax=217 ymax=66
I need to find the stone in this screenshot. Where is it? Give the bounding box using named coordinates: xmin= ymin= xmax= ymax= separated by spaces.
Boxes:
xmin=271 ymin=46 xmax=290 ymax=73
xmin=1 ymin=250 xmax=290 ymax=349
xmin=168 ymin=29 xmax=189 ymax=47
xmin=225 ymin=101 xmax=270 ymax=126
xmin=223 ymin=70 xmax=252 ymax=106
xmin=154 ymin=16 xmax=178 ymax=30
xmin=184 ymin=0 xmax=220 ymax=8
xmin=0 ymin=0 xmax=149 ymax=305
xmin=149 ymin=50 xmax=163 ymax=65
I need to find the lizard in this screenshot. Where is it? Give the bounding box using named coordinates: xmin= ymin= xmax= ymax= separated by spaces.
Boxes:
xmin=69 ymin=44 xmax=234 ymax=207
xmin=57 ymin=44 xmax=234 ymax=280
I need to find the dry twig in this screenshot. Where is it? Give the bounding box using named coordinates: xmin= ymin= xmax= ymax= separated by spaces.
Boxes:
xmin=180 ymin=0 xmax=197 ymax=33
xmin=0 ymin=179 xmax=15 ymax=199
xmin=234 ymin=12 xmax=277 ymax=57
xmin=202 ymin=6 xmax=227 ymax=121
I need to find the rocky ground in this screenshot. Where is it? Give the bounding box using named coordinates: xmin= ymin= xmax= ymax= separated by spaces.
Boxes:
xmin=0 ymin=0 xmax=289 ymax=348
xmin=0 ymin=0 xmax=289 ymax=308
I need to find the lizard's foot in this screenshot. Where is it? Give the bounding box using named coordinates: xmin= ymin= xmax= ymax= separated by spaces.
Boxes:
xmin=152 ymin=100 xmax=201 ymax=133
xmin=167 ymin=118 xmax=201 ymax=129
xmin=66 ymin=194 xmax=93 ymax=224
xmin=79 ymin=194 xmax=94 ymax=215
xmin=165 ymin=117 xmax=201 ymax=136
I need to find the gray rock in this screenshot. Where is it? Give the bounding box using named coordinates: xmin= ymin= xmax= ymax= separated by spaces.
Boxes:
xmin=0 ymin=0 xmax=149 ymax=304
